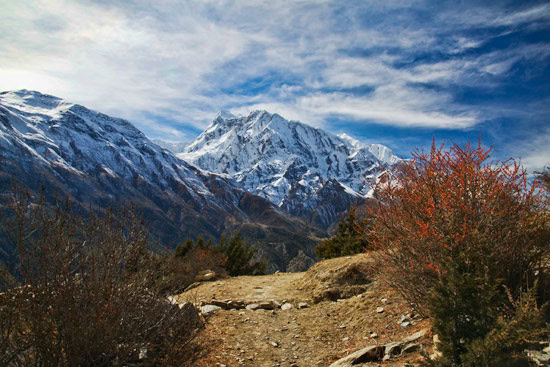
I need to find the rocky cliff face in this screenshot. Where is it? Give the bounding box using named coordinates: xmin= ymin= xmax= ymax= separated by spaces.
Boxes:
xmin=179 ymin=110 xmax=401 ymax=228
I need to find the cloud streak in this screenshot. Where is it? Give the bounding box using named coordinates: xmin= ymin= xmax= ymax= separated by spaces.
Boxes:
xmin=0 ymin=0 xmax=549 ymax=169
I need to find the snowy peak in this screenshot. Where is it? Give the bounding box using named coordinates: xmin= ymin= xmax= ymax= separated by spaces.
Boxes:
xmin=367 ymin=144 xmax=401 ymax=166
xmin=216 ymin=109 xmax=238 ymax=120
xmin=0 ymin=89 xmax=214 ymax=200
xmin=179 ymin=110 xmax=401 ymax=227
xmin=0 ymin=89 xmax=73 ymax=117
xmin=337 ymin=133 xmax=363 ymax=149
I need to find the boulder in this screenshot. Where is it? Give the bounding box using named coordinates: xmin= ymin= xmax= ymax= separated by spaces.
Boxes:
xmin=195 ymin=270 xmax=216 ymax=282
xmin=328 ymin=328 xmax=429 ymax=366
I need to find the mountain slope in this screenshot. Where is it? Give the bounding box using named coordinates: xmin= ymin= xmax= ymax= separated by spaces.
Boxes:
xmin=179 ymin=110 xmax=401 ymax=228
xmin=0 ymin=90 xmax=325 ymax=271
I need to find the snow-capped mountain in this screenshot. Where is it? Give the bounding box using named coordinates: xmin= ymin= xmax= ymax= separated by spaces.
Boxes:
xmin=180 ymin=110 xmax=401 ymax=227
xmin=0 ymin=90 xmax=214 ymax=199
xmin=0 ymin=91 xmax=325 ymax=271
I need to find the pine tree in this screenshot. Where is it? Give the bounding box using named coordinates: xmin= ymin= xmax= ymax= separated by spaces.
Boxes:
xmin=220 ymin=233 xmax=266 ymax=276
xmin=174 ymin=239 xmax=194 ymax=258
xmin=315 ymin=207 xmax=370 ymax=259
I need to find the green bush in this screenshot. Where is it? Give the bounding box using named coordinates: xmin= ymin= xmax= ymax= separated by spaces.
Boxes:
xmin=424 ymin=265 xmax=548 ymax=367
xmin=219 ymin=233 xmax=266 ymax=276
xmin=315 ymin=206 xmax=370 ymax=259
xmin=174 ymin=239 xmax=194 ymax=258
xmin=159 ymin=237 xmax=226 ymax=293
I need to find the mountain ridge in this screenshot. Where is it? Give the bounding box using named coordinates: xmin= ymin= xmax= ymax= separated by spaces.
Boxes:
xmin=179 ymin=110 xmax=401 ymax=227
xmin=0 ymin=90 xmax=325 ymax=271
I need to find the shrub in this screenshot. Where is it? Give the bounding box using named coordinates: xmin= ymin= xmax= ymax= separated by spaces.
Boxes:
xmin=160 ymin=239 xmax=227 ymax=294
xmin=0 ymin=188 xmax=200 ymax=366
xmin=368 ymin=140 xmax=549 ymax=315
xmin=424 ymin=265 xmax=548 ymax=366
xmin=315 ymin=206 xmax=370 ymax=259
xmin=368 ymin=140 xmax=549 ymax=365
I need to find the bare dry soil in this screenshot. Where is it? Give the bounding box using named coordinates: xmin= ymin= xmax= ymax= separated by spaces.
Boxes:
xmin=176 ymin=254 xmax=432 ymax=367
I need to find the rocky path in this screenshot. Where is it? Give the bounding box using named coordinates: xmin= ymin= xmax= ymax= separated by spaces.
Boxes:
xmin=176 ymin=255 xmax=432 ymax=367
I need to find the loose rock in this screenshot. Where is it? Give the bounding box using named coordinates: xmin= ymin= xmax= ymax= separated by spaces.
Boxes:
xmin=259 ymin=301 xmax=275 ymax=310
xmin=195 ymin=270 xmax=216 ymax=282
xmin=200 ymin=304 xmax=221 ymax=316
xmin=281 ymin=303 xmax=294 ymax=310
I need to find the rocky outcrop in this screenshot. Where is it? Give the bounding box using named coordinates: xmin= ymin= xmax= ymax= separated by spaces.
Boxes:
xmin=329 ymin=329 xmax=429 ymax=366
xmin=296 ymin=254 xmax=374 ymax=303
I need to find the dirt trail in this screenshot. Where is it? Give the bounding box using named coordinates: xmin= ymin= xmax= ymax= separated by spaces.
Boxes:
xmin=179 ymin=272 xmax=305 ymax=305
xmin=176 ymin=255 xmax=431 ymax=367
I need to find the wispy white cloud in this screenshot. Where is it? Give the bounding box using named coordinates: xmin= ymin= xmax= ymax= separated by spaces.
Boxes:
xmin=0 ymin=0 xmax=548 ymax=144
xmin=518 ymin=129 xmax=550 ymax=174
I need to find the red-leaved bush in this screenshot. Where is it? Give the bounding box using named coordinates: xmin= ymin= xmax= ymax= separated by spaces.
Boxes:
xmin=367 ymin=140 xmax=549 ymax=315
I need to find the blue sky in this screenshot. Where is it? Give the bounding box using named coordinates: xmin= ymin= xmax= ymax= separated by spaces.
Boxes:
xmin=1 ymin=0 xmax=549 ymax=171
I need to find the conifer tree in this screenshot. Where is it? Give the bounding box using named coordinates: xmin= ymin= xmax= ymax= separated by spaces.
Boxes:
xmin=315 ymin=206 xmax=370 ymax=259
xmin=220 ymin=233 xmax=266 ymax=276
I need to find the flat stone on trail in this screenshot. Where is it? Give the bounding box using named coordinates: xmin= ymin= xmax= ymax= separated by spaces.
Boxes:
xmin=228 ymin=300 xmax=246 ymax=309
xmin=246 ymin=303 xmax=261 ymax=311
xmin=195 ymin=270 xmax=216 ymax=282
xmin=271 ymin=300 xmax=282 ymax=308
xmin=297 ymin=302 xmax=309 ymax=309
xmin=211 ymin=299 xmax=230 ymax=309
xmin=184 ymin=282 xmax=201 ymax=291
xmin=259 ymin=301 xmax=275 ymax=310
xmin=402 ymin=328 xmax=428 ymax=343
xmin=376 ymin=307 xmax=384 ymax=313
